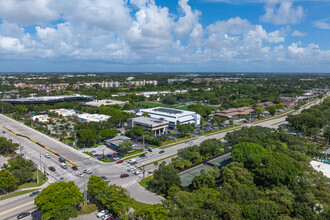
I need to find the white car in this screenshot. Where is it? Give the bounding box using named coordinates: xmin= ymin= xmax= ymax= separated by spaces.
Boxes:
xmin=102 ymin=213 xmax=113 ymax=220
xmin=45 ymin=153 xmax=50 ymax=159
xmin=134 ymin=170 xmax=142 ymax=175
xmin=97 ymin=210 xmax=109 ymax=218
xmin=127 ymin=167 xmax=136 ymax=172
xmin=83 ymin=169 xmax=92 ymax=174
xmin=77 ymin=173 xmax=84 ymax=177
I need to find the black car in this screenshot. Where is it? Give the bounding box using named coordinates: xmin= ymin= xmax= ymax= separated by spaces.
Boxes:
xmin=139 ymin=154 xmax=146 ymax=158
xmin=72 ymin=166 xmax=78 ymax=171
xmin=147 ymin=148 xmax=153 ymax=152
xmin=17 ymin=212 xmax=30 ymax=219
xmin=131 ymin=161 xmax=138 ymax=165
xmin=159 ymin=150 xmax=165 ymax=154
xmin=49 ymin=166 xmax=56 ymax=172
xmin=29 ymin=191 xmax=40 ymax=197
xmin=101 ymin=176 xmax=108 ymax=180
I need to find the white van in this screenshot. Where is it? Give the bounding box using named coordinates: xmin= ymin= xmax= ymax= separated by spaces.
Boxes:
xmin=60 ymin=163 xmax=67 ymax=169
xmin=127 ymin=159 xmax=136 ymax=164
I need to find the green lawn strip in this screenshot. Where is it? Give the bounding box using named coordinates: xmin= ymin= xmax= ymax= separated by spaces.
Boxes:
xmin=78 ymin=204 xmax=98 ymax=215
xmin=0 ymin=189 xmax=40 ymax=201
xmin=122 ymin=153 xmax=145 ymax=161
xmin=160 ymin=136 xmax=196 ymax=147
xmin=132 ymin=200 xmax=153 ymax=210
xmin=271 ymin=121 xmax=286 ymax=126
xmin=137 ymin=154 xmax=177 ymax=168
xmin=17 ymin=170 xmax=47 ymax=190
xmin=204 ymin=125 xmax=241 ymax=136
xmin=123 ymin=149 xmax=143 ymax=157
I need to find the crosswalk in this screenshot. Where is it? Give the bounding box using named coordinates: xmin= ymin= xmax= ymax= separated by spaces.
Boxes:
xmin=122 ymin=179 xmax=138 ymax=189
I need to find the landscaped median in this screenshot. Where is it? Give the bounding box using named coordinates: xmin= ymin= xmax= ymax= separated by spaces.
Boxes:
xmin=3 ymin=126 xmax=79 ymax=167
xmin=0 ymin=188 xmax=41 ymax=201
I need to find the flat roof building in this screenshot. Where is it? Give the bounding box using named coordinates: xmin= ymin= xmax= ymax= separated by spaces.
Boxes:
xmin=0 ymin=94 xmax=93 ymax=105
xmin=85 ymin=99 xmax=128 ymax=108
xmin=129 ymin=117 xmax=169 ymax=135
xmin=77 ymin=113 xmax=111 ymax=123
xmin=50 ymin=109 xmax=76 ymax=117
xmin=31 ymin=115 xmax=51 ymax=123
xmin=105 ymin=136 xmax=131 ymax=148
xmin=137 ymin=107 xmax=201 ymax=129
xmin=214 ymin=107 xmax=254 ymax=118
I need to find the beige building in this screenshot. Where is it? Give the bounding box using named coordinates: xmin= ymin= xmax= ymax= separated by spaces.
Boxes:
xmin=129 ymin=117 xmax=169 ymax=135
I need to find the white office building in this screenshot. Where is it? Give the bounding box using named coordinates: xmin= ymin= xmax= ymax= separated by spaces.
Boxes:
xmin=77 ymin=113 xmax=111 ymax=123
xmin=136 ymin=107 xmax=201 ymax=129
xmin=50 ymin=109 xmax=76 ymax=117
xmin=31 ymin=115 xmax=51 ymax=123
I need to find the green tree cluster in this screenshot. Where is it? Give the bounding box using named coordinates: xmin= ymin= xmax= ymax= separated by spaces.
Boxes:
xmin=0 ymin=136 xmax=19 ymax=155
xmin=35 ymin=181 xmax=84 ymax=220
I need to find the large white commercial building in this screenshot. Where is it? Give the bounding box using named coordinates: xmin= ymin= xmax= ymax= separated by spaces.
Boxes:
xmin=85 ymin=99 xmax=128 ymax=108
xmin=137 ymin=107 xmax=201 ymax=129
xmin=77 ymin=113 xmax=111 ymax=123
xmin=50 ymin=109 xmax=76 ymax=117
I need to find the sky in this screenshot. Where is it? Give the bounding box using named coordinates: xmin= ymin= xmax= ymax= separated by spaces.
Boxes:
xmin=0 ymin=0 xmax=329 ymax=73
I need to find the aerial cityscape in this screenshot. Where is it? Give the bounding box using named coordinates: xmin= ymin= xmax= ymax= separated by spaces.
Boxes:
xmin=0 ymin=1 xmax=329 ymax=220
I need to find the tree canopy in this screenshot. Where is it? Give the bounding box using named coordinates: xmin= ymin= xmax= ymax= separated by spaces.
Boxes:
xmin=35 ymin=181 xmax=84 ymax=220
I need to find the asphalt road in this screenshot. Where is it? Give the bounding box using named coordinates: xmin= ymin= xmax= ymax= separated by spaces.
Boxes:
xmin=0 ymin=96 xmax=326 ymax=219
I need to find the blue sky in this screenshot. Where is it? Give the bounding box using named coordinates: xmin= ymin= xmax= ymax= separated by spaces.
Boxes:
xmin=0 ymin=0 xmax=329 ymax=72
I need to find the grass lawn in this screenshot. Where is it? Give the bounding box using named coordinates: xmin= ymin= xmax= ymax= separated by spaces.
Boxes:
xmin=132 ymin=200 xmax=153 ymax=210
xmin=139 ymin=176 xmax=152 ymax=188
xmin=78 ymin=204 xmax=98 ymax=215
xmin=0 ymin=189 xmax=40 ymax=201
xmin=135 ymin=101 xmax=175 ymax=108
xmin=18 ymin=170 xmax=47 ymax=189
xmin=123 ymin=149 xmax=143 ymax=157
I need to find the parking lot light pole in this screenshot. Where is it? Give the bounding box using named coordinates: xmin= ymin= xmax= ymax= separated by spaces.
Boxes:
xmin=142 ymin=162 xmax=145 ymax=179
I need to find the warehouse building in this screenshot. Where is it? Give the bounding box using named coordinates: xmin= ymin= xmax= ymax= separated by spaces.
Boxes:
xmin=85 ymin=99 xmax=128 ymax=108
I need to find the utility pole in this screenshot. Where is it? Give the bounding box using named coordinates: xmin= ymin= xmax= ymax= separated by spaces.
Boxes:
xmin=143 ymin=135 xmax=145 ymax=152
xmin=84 ymin=178 xmax=87 ymax=205
xmin=37 ymin=152 xmax=41 ymax=184
xmin=19 ymin=142 xmax=22 ymax=156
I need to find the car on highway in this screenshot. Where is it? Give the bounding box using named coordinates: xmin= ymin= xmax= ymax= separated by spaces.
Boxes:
xmin=29 ymin=191 xmax=40 ymax=197
xmin=116 ymin=160 xmax=123 ymax=164
xmin=131 ymin=161 xmax=138 ymax=165
xmin=97 ymin=209 xmax=109 ymax=218
xmin=59 ymin=157 xmax=65 ymax=163
xmin=159 ymin=150 xmax=165 ymax=154
xmin=127 ymin=167 xmax=136 ymax=172
xmin=59 ymin=177 xmax=64 ymax=182
xmin=120 ymin=173 xmax=129 ymax=178
xmin=83 ymin=169 xmax=92 ymax=174
xmin=17 ymin=212 xmax=30 ymax=219
xmin=147 ymin=148 xmax=153 ymax=152
xmin=139 ymin=154 xmax=146 ymax=158
xmin=45 ymin=153 xmax=50 ymax=159
xmin=60 ymin=163 xmax=67 ymax=169
xmin=49 ymin=166 xmax=56 ymax=172
xmin=134 ymin=169 xmax=142 ymax=175
xmin=72 ymin=166 xmax=78 ymax=171
xmin=101 ymin=176 xmax=108 ymax=180
xmin=148 ymin=171 xmax=153 ymax=175
xmin=2 ymin=131 xmax=5 ymax=134
xmin=91 ymin=150 xmax=96 ymax=153
xmin=77 ymin=173 xmax=84 ymax=177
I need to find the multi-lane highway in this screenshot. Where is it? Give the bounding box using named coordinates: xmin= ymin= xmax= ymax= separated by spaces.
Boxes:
xmin=0 ymin=96 xmax=325 ymax=219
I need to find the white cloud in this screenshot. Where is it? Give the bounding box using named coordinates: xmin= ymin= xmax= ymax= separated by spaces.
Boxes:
xmin=291 ymin=30 xmax=307 ymax=37
xmin=0 ymin=36 xmax=25 ymax=53
xmin=261 ymin=0 xmax=304 ymax=25
xmin=0 ymin=0 xmax=60 ymax=25
xmin=0 ymin=22 xmax=25 ymax=39
xmin=313 ymin=17 xmax=330 ymax=30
